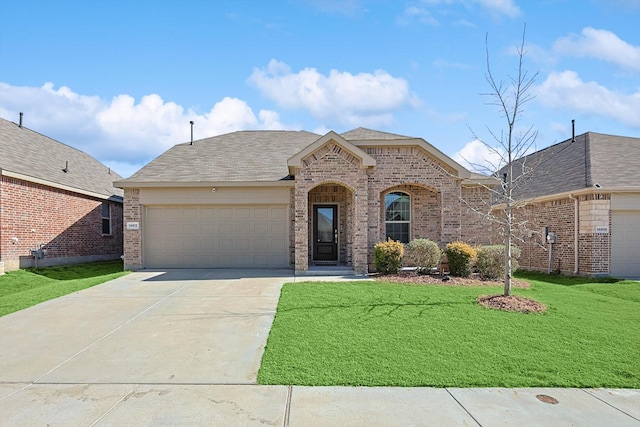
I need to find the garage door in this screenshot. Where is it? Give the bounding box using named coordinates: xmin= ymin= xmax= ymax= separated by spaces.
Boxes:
xmin=611 ymin=211 xmax=640 ymax=278
xmin=145 ymin=205 xmax=289 ymax=268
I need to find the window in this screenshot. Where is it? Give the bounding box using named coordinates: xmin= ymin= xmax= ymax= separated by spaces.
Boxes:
xmin=102 ymin=202 xmax=111 ymax=235
xmin=385 ymin=191 xmax=410 ymax=243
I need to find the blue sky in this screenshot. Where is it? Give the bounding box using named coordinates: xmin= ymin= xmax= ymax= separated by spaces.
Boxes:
xmin=1 ymin=0 xmax=639 ymax=178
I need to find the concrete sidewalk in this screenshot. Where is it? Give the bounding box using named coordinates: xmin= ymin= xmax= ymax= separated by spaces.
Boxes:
xmin=0 ymin=269 xmax=638 ymax=426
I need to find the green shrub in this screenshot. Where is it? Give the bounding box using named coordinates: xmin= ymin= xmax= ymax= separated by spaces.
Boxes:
xmin=374 ymin=239 xmax=405 ymax=274
xmin=407 ymin=238 xmax=442 ymax=273
xmin=476 ymin=245 xmax=521 ymax=280
xmin=445 ymin=241 xmax=477 ymax=277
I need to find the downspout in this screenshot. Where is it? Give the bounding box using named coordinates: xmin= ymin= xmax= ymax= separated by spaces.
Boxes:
xmin=569 ymin=194 xmax=578 ymax=274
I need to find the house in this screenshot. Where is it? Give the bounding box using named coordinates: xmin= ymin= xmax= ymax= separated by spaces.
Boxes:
xmin=498 ymin=131 xmax=640 ymax=278
xmin=116 ymin=128 xmax=495 ymax=274
xmin=0 ymin=116 xmax=124 ymax=273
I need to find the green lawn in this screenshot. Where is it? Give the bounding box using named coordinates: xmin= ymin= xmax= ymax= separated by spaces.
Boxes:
xmin=0 ymin=260 xmax=128 ymax=317
xmin=258 ymin=273 xmax=640 ymax=388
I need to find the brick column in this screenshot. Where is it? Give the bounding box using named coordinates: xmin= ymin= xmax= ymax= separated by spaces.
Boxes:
xmin=294 ymin=185 xmax=308 ymax=272
xmin=352 ymin=178 xmax=369 ymax=274
xmin=123 ymin=188 xmax=142 ymax=270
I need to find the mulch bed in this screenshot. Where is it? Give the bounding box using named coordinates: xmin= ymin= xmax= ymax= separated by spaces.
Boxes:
xmin=374 ymin=270 xmax=546 ymax=313
xmin=477 ymin=294 xmax=547 ymax=314
xmin=375 ymin=270 xmax=530 ymax=289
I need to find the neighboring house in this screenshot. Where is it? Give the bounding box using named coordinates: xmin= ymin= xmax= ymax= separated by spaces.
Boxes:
xmin=0 ymin=116 xmax=124 ymax=273
xmin=498 ymin=131 xmax=640 ymax=278
xmin=116 ymin=128 xmax=495 ymax=274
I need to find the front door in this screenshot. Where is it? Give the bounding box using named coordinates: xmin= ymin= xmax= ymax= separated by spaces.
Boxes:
xmin=313 ymin=205 xmax=338 ymax=262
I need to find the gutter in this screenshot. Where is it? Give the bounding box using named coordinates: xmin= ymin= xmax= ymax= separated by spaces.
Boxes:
xmin=490 ymin=186 xmax=640 ymax=210
xmin=114 ymin=180 xmax=297 ymax=189
xmin=569 ymin=194 xmax=579 ymax=274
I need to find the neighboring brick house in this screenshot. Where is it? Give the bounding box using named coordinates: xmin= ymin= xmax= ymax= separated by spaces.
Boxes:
xmin=496 ymin=132 xmax=640 ymax=278
xmin=116 ymin=128 xmax=495 ymax=274
xmin=0 ymin=116 xmax=124 ymax=273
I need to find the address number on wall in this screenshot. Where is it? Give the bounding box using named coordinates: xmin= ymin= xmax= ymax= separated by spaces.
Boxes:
xmin=126 ymin=222 xmax=140 ymax=230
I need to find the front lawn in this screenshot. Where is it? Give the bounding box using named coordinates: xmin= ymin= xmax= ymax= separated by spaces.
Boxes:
xmin=0 ymin=260 xmax=128 ymax=317
xmin=258 ymin=274 xmax=640 ymax=387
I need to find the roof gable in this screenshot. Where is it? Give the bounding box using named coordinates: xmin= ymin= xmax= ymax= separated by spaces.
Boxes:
xmin=0 ymin=117 xmax=123 ymax=200
xmin=287 ymin=131 xmax=376 ymax=175
xmin=587 ymin=132 xmax=640 ymax=188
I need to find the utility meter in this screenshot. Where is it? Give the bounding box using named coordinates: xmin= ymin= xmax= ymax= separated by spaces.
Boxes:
xmin=546 ymin=232 xmax=557 ymax=244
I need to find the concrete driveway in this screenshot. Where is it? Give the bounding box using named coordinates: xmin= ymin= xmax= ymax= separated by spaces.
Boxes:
xmin=1 ymin=269 xmax=638 ymax=426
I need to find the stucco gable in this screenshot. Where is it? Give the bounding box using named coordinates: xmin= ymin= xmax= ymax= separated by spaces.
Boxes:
xmin=287 ymin=131 xmax=376 ymax=176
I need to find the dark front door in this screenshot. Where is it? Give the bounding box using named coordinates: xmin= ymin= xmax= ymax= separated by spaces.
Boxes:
xmin=313 ymin=205 xmax=338 ymax=262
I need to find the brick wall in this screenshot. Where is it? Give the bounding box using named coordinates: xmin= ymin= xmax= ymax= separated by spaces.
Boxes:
xmin=123 ymin=188 xmax=142 ymax=270
xmin=461 ymin=185 xmax=494 ymax=245
xmin=506 ymin=193 xmax=612 ymax=275
xmin=0 ymin=176 xmax=123 ymax=271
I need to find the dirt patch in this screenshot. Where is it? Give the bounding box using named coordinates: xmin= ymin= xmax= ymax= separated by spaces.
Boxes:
xmin=376 ymin=270 xmax=530 ymax=289
xmin=477 ymin=294 xmax=547 ymax=314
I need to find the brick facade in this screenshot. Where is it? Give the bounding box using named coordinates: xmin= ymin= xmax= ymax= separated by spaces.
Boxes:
xmin=293 ymin=143 xmax=493 ymax=273
xmin=505 ymin=193 xmax=612 ymax=276
xmin=120 ymin=139 xmax=494 ymax=274
xmin=0 ymin=176 xmax=123 ymax=271
xmin=293 ymin=142 xmax=368 ymax=273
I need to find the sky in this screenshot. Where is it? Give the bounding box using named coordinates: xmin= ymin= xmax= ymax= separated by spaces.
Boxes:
xmin=1 ymin=0 xmax=639 ymax=178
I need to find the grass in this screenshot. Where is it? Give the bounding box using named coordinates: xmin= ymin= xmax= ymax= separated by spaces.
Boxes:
xmin=0 ymin=260 xmax=128 ymax=317
xmin=258 ymin=273 xmax=640 ymax=388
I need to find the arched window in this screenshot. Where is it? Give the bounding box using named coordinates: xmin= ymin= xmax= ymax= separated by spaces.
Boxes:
xmin=385 ymin=191 xmax=410 ymax=243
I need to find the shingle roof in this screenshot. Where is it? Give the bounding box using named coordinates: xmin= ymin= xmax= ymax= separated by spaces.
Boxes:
xmin=0 ymin=117 xmax=123 ymax=200
xmin=341 ymin=127 xmax=414 ymax=140
xmin=122 ymin=130 xmax=321 ymax=183
xmin=506 ymin=132 xmax=640 ymax=199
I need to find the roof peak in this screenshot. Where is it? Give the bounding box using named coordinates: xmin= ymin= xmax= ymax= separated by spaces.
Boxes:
xmin=340 ymin=127 xmax=414 ymax=140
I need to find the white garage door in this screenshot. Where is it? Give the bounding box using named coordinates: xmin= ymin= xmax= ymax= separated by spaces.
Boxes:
xmin=145 ymin=205 xmax=289 ymax=268
xmin=611 ymin=211 xmax=640 ymax=278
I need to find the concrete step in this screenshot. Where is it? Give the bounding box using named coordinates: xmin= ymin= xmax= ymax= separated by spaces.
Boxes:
xmin=299 ymin=266 xmax=358 ymax=276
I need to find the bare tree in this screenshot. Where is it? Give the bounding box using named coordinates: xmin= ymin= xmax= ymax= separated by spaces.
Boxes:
xmin=470 ymin=26 xmax=539 ymax=296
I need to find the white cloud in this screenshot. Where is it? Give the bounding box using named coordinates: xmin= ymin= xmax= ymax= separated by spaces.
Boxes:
xmin=0 ymin=82 xmax=285 ymax=178
xmin=404 ymin=0 xmax=520 ymax=21
xmin=553 ymin=27 xmax=640 ymax=72
xmin=397 ymin=6 xmax=439 ymax=26
xmin=248 ymin=59 xmax=419 ymax=127
xmin=453 ymin=139 xmax=504 ymax=173
xmin=475 ymin=0 xmax=521 ymax=18
xmin=536 ymin=70 xmax=640 ymax=128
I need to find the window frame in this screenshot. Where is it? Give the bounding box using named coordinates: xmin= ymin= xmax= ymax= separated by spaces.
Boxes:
xmin=384 ymin=191 xmax=411 ymax=244
xmin=101 ymin=201 xmax=112 ymax=235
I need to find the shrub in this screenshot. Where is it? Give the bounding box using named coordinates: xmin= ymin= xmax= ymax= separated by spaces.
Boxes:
xmin=445 ymin=241 xmax=477 ymax=277
xmin=407 ymin=238 xmax=442 ymax=273
xmin=476 ymin=245 xmax=521 ymax=280
xmin=374 ymin=239 xmax=405 ymax=274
